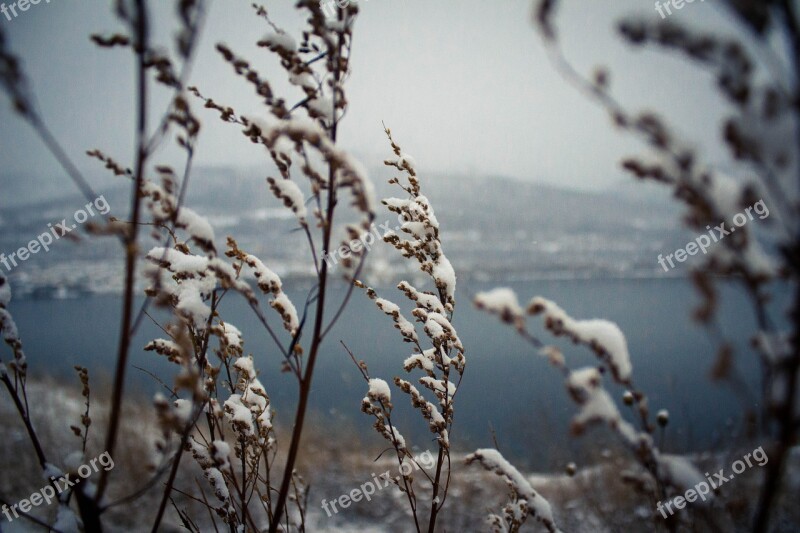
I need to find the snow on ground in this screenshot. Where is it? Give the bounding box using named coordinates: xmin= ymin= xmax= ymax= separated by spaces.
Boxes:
xmin=1 ymin=381 xmax=799 ymax=531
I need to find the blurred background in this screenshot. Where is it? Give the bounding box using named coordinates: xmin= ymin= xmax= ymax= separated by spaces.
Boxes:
xmin=0 ymin=0 xmax=782 ymax=471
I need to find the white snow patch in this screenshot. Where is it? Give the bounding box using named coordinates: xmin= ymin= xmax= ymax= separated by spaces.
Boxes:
xmin=367 ymin=378 xmax=391 ymax=403
xmin=529 ymin=297 xmax=632 ymax=382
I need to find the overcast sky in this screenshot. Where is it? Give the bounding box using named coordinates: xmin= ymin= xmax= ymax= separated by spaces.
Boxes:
xmin=0 ymin=0 xmax=767 ymax=198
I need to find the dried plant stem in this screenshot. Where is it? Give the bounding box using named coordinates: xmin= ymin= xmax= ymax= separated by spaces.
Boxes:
xmin=752 ymin=4 xmax=800 ymax=531
xmin=269 ymin=157 xmax=336 ymax=533
xmin=427 ymin=447 xmax=445 ymax=531
xmin=150 ymin=289 xmax=225 ymax=531
xmin=0 ymin=497 xmax=60 ymax=532
xmin=752 ymin=4 xmax=800 ymax=529
xmin=343 ymin=341 xmax=422 ymax=532
xmin=28 ymin=116 xmax=102 ymax=209
xmin=96 ymin=0 xmax=149 ymax=507
xmin=753 ymin=298 xmax=800 ymax=532
xmin=269 ymin=38 xmax=343 ymax=527
xmin=129 ymin=145 xmax=196 ymax=339
xmin=0 ymin=375 xmax=46 ymax=468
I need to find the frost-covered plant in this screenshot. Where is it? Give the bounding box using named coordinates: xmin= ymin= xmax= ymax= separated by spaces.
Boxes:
xmin=532 ymin=1 xmax=800 ymax=531
xmin=465 ymin=449 xmax=560 ymax=533
xmin=139 ymin=1 xmax=375 ymax=531
xmin=474 ymin=288 xmax=707 ymax=529
xmin=347 ymin=128 xmax=465 ymax=532
xmin=0 ymin=1 xmax=208 ymax=529
xmin=0 ymin=0 xmax=373 ymax=530
xmin=1 ymin=270 xmax=100 ymax=530
xmin=138 ymin=171 xmax=304 ymax=530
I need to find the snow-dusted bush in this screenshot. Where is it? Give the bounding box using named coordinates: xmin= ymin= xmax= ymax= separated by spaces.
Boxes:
xmin=468 ymin=2 xmax=798 ymax=531
xmin=475 ymin=286 xmax=710 ymax=529
xmin=465 ymin=449 xmax=560 ymax=533
xmin=349 ymin=128 xmax=467 ymax=532
xmin=2 ymin=0 xmax=798 ymax=531
xmin=1 ymin=1 xmax=374 ymax=531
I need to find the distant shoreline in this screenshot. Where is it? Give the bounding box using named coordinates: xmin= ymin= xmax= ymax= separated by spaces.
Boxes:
xmin=2 ymin=271 xmax=702 ymax=302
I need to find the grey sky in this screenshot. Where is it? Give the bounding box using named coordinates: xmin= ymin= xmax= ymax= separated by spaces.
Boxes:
xmin=0 ymin=0 xmax=759 ymax=197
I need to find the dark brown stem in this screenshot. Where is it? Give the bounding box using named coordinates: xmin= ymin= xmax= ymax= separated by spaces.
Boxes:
xmin=753 ymin=290 xmax=800 ymax=532
xmin=0 ymin=375 xmax=102 ymax=531
xmin=150 ymin=288 xmax=222 ymax=531
xmin=0 ymin=496 xmax=63 ymax=532
xmin=268 ymin=21 xmax=346 ymax=533
xmin=268 ymin=146 xmax=335 ymax=533
xmin=96 ymin=0 xmax=149 ymax=505
xmin=75 ymin=488 xmax=104 ymax=533
xmin=1 ymin=375 xmax=47 ymax=468
xmin=426 ymin=446 xmax=445 ymax=532
xmin=752 ymin=3 xmax=800 ymax=531
xmin=383 ymin=408 xmax=422 ymax=532
xmin=151 ymin=445 xmax=187 ymax=532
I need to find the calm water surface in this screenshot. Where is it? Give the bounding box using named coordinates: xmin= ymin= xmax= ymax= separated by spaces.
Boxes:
xmin=6 ymin=277 xmax=782 ymax=469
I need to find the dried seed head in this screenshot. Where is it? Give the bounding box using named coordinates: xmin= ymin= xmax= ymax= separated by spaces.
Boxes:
xmin=623 ymin=391 xmax=634 ymax=406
